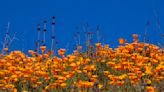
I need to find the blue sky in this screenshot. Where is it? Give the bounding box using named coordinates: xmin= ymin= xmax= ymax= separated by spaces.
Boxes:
xmin=0 ymin=0 xmax=163 ymax=53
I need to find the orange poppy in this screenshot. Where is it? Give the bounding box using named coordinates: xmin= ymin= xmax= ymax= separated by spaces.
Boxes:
xmin=118 ymin=38 xmax=126 ymax=44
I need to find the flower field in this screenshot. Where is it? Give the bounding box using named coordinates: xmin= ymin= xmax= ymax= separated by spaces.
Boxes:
xmin=0 ymin=33 xmax=164 ymax=92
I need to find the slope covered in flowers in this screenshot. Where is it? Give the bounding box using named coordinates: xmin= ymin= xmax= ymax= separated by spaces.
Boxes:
xmin=0 ymin=34 xmax=164 ymax=92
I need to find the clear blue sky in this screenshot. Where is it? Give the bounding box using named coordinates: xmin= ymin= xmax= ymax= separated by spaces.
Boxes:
xmin=0 ymin=0 xmax=163 ymax=53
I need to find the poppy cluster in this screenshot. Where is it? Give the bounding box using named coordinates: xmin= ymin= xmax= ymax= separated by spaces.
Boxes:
xmin=0 ymin=34 xmax=163 ymax=92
